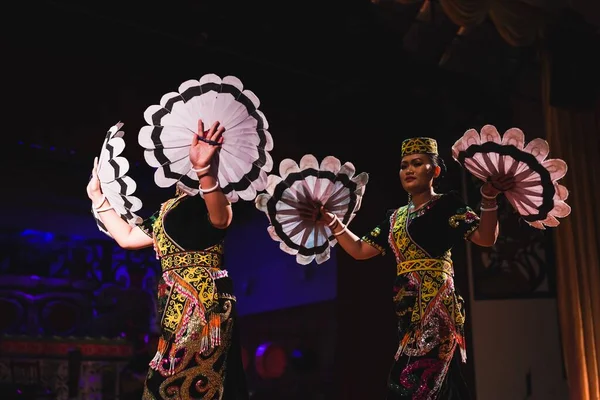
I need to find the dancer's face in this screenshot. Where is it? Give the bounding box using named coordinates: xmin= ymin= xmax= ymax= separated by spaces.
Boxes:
xmin=399 ymin=154 xmax=439 ymax=194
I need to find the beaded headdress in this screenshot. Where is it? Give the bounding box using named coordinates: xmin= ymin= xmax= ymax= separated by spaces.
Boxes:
xmin=401 ymin=137 xmax=438 ymax=157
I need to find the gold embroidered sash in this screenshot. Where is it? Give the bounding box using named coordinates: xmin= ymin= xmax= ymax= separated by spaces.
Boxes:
xmin=396 ymin=258 xmax=453 ymax=276
xmin=161 ymin=249 xmax=223 ymax=271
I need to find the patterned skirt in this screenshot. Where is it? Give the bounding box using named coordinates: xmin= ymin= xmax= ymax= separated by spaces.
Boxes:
xmin=386 ymin=274 xmax=470 ymax=400
xmin=143 ymin=274 xmax=249 ymax=400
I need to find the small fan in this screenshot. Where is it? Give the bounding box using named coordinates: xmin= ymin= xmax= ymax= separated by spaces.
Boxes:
xmin=138 ymin=73 xmax=273 ymax=202
xmin=92 ymin=122 xmax=143 ymax=237
xmin=256 ymin=154 xmax=369 ymax=265
xmin=452 ymin=124 xmax=571 ymax=229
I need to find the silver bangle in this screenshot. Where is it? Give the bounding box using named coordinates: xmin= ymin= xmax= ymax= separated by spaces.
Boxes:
xmin=480 ymin=205 xmax=499 ymax=212
xmin=480 ymin=186 xmax=498 ymax=200
xmin=333 ymin=225 xmax=348 ymax=236
xmin=199 ymin=181 xmax=220 ymax=194
xmin=92 ymin=195 xmax=106 ymax=210
xmin=191 ymin=164 xmax=210 ymax=173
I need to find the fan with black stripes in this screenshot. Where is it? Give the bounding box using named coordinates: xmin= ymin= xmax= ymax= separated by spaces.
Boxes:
xmin=452 ymin=125 xmax=570 ymax=229
xmin=138 ymin=73 xmax=274 ymax=202
xmin=256 ymin=154 xmax=369 ymax=265
xmin=92 ymin=122 xmax=143 ymax=236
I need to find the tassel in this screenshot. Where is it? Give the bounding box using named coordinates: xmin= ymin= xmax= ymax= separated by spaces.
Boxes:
xmin=200 ymin=320 xmax=210 ymax=353
xmin=199 ymin=312 xmax=222 ymax=352
xmin=149 ymin=337 xmax=168 ymax=369
xmin=149 ymin=351 xmax=162 ymax=369
xmin=210 ymin=313 xmax=222 ymax=348
xmin=395 ymin=332 xmax=411 ymax=361
xmin=167 ymin=344 xmax=178 ymax=376
xmin=456 ymin=332 xmax=467 ymax=363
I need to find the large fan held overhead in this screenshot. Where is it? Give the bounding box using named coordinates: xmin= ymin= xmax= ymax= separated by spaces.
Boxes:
xmin=452 ymin=124 xmax=571 ymax=229
xmin=138 ymin=73 xmax=274 ymax=203
xmin=256 ymin=154 xmax=369 ymax=265
xmin=92 ymin=122 xmax=143 ymax=237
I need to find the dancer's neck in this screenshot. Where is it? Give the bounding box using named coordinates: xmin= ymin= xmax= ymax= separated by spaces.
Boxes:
xmin=410 ymin=188 xmax=436 ymax=211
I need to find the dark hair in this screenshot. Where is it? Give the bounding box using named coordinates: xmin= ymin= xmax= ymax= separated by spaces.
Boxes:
xmin=428 ymin=154 xmax=446 ymax=189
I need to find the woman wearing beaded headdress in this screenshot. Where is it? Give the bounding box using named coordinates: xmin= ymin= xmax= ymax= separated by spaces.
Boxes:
xmin=318 ymin=137 xmax=514 ymax=399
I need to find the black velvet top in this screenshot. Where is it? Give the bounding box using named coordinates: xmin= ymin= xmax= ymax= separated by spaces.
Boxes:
xmin=361 ymin=191 xmax=480 ymax=259
xmin=139 ymin=194 xmax=227 ymax=252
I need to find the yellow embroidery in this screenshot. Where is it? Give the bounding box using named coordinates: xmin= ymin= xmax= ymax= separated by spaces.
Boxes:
xmin=391 ymin=206 xmax=428 ymax=261
xmin=448 ymin=215 xmax=461 ymax=228
xmin=401 ymin=137 xmax=438 ymax=157
xmin=161 ymin=246 xmax=223 ymax=271
xmin=464 ymin=223 xmax=479 ymax=239
xmin=361 ymin=236 xmax=386 ymax=255
xmin=449 ymin=208 xmax=480 ymax=239
xmin=396 ymin=259 xmax=453 ymax=276
xmin=152 ymin=196 xmax=185 ymax=257
xmin=163 ymin=290 xmax=188 ymax=332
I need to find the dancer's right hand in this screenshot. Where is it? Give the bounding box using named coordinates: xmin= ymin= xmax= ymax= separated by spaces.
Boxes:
xmin=482 ymin=173 xmax=516 ymax=198
xmin=317 ymin=205 xmax=337 ymax=226
xmin=86 ymin=157 xmax=104 ymax=206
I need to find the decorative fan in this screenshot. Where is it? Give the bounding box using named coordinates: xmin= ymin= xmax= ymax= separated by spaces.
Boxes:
xmin=452 ymin=124 xmax=570 ymax=229
xmin=255 ymin=154 xmax=369 ymax=265
xmin=92 ymin=122 xmax=143 ymax=237
xmin=138 ymin=73 xmax=273 ymax=202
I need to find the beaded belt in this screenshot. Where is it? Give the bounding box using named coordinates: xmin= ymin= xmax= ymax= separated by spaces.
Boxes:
xmin=161 ymin=250 xmax=222 ymax=271
xmin=396 ymin=258 xmax=453 ymax=276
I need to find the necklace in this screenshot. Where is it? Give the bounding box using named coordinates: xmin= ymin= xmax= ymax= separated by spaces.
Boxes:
xmin=408 ymin=194 xmax=442 ymax=219
xmin=409 ymin=194 xmax=436 ymax=211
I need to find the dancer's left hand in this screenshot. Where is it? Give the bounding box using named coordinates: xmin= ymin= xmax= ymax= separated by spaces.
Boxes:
xmin=190 ymin=119 xmax=224 ymax=170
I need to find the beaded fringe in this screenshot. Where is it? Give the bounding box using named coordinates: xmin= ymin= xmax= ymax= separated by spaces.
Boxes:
xmin=149 ymin=312 xmax=222 ymax=375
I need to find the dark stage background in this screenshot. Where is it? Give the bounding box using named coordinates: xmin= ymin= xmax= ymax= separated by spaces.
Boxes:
xmin=2 ymin=0 xmax=598 ymax=399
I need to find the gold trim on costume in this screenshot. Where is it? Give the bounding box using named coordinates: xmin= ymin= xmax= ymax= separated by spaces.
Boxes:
xmin=361 ymin=236 xmax=386 ymax=255
xmin=160 ymin=247 xmax=223 ymax=271
xmin=396 ymin=258 xmax=454 ymax=276
xmin=401 ymin=137 xmax=438 ymax=157
xmin=448 ymin=208 xmax=480 ymax=240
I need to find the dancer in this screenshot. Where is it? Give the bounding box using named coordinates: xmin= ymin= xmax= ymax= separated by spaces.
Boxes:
xmin=318 ymin=137 xmax=513 ymax=399
xmin=87 ymin=120 xmax=249 ymax=399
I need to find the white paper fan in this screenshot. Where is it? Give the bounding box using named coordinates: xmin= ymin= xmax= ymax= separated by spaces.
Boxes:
xmin=452 ymin=124 xmax=570 ymax=229
xmin=138 ymin=73 xmax=274 ymax=203
xmin=255 ymin=154 xmax=369 ymax=265
xmin=92 ymin=122 xmax=143 ymax=237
